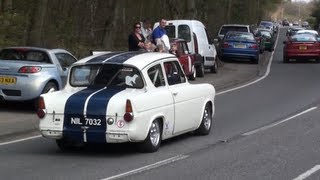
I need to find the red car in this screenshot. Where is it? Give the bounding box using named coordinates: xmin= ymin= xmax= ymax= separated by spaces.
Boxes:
xmin=170 ymin=39 xmax=198 ymax=80
xmin=283 ymin=33 xmax=320 ymax=63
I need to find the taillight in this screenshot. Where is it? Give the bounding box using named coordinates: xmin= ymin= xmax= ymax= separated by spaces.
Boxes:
xmin=37 ymin=97 xmax=46 ymax=119
xmin=123 ymin=99 xmax=134 ymax=122
xmin=223 ymin=42 xmax=230 ymax=48
xmin=18 ymin=66 xmax=42 ymax=73
xmin=249 ymin=44 xmax=258 ymax=49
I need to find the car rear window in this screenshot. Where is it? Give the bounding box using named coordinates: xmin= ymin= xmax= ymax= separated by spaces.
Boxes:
xmin=70 ymin=64 xmax=144 ymax=88
xmin=220 ymin=26 xmax=249 ymax=36
xmin=258 ymin=31 xmax=272 ymax=38
xmin=225 ymin=32 xmax=254 ymax=41
xmin=291 ymin=34 xmax=317 ymax=42
xmin=0 ymin=48 xmax=50 ymax=63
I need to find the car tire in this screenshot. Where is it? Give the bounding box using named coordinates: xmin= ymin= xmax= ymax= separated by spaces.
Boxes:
xmin=188 ymin=65 xmax=196 ymax=81
xmin=138 ymin=119 xmax=162 ymax=153
xmin=33 ymin=82 xmax=58 ymax=109
xmin=251 ymin=56 xmax=259 ymax=64
xmin=283 ymin=57 xmax=289 ymax=63
xmin=42 ymin=82 xmax=58 ymax=94
xmin=210 ymin=59 xmax=218 ymax=74
xmin=196 ymin=61 xmax=205 ymax=77
xmin=195 ymin=103 xmax=212 ymax=135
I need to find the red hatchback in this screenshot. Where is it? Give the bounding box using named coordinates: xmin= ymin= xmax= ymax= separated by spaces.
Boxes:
xmin=283 ymin=34 xmax=320 ymax=63
xmin=170 ymin=39 xmax=198 ymax=80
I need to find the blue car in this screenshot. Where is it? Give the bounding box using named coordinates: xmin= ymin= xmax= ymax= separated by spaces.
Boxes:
xmin=219 ymin=31 xmax=260 ymax=64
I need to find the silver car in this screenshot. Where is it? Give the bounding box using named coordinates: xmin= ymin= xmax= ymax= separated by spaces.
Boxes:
xmin=0 ymin=47 xmax=77 ymax=103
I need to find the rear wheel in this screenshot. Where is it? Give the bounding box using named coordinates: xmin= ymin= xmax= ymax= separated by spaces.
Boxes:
xmin=42 ymin=82 xmax=58 ymax=94
xmin=138 ymin=120 xmax=162 ymax=153
xmin=196 ymin=61 xmax=205 ymax=77
xmin=210 ymin=58 xmax=218 ymax=74
xmin=195 ymin=103 xmax=212 ymax=135
xmin=283 ymin=57 xmax=289 ymax=63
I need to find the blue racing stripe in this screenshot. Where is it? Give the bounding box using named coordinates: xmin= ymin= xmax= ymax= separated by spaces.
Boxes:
xmin=106 ymin=51 xmax=145 ymax=64
xmin=86 ymin=52 xmax=123 ymax=63
xmin=63 ymin=87 xmax=125 ymax=143
xmin=63 ymin=87 xmax=101 ymax=143
xmin=85 ymin=87 xmax=125 ymax=143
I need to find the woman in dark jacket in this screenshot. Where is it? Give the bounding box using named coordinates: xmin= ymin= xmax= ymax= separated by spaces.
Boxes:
xmin=128 ymin=22 xmax=146 ymax=51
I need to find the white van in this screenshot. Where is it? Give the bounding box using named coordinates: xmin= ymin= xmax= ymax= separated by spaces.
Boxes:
xmin=154 ymin=20 xmax=218 ymax=76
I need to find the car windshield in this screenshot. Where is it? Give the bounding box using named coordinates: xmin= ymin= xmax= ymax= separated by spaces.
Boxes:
xmin=70 ymin=64 xmax=144 ymax=88
xmin=291 ymin=34 xmax=317 ymax=42
xmin=258 ymin=31 xmax=271 ymax=38
xmin=220 ymin=26 xmax=248 ymax=35
xmin=225 ymin=32 xmax=254 ymax=41
xmin=0 ymin=48 xmax=50 ymax=63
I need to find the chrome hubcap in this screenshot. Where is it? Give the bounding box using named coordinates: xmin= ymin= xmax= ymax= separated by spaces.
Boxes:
xmin=203 ymin=107 xmax=211 ymax=130
xmin=150 ymin=122 xmax=160 ymax=147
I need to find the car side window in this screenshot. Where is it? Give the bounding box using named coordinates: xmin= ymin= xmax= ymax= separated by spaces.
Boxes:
xmin=164 ymin=61 xmax=186 ymax=86
xmin=178 ymin=25 xmax=191 ymax=42
xmin=147 ymin=64 xmax=165 ymax=88
xmin=55 ymin=53 xmax=77 ymax=68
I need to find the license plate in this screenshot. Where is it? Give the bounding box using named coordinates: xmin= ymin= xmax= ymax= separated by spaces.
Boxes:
xmin=299 ymin=46 xmax=307 ymax=50
xmin=235 ymin=44 xmax=246 ymax=48
xmin=0 ymin=76 xmax=16 ymax=85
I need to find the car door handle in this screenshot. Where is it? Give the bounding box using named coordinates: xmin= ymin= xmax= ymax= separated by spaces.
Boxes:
xmin=172 ymin=92 xmax=178 ymax=96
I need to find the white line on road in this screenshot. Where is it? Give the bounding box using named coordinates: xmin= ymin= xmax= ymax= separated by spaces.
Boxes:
xmin=242 ymin=107 xmax=318 ymax=136
xmin=216 ymin=28 xmax=279 ymax=96
xmin=101 ymin=154 xmax=189 ymax=180
xmin=293 ymin=165 xmax=320 ymax=180
xmin=0 ymin=135 xmax=41 ymax=146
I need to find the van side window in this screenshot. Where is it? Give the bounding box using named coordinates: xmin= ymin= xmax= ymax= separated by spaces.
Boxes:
xmin=205 ymin=28 xmax=212 ymax=44
xmin=178 ymin=25 xmax=191 ymax=42
xmin=165 ymin=25 xmax=176 ymax=39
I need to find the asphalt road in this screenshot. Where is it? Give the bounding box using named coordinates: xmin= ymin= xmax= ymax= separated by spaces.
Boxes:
xmin=1 ymin=27 xmax=320 ymax=180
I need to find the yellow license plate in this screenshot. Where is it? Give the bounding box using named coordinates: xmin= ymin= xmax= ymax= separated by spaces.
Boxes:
xmin=235 ymin=44 xmax=246 ymax=48
xmin=0 ymin=76 xmax=17 ymax=85
xmin=299 ymin=46 xmax=307 ymax=50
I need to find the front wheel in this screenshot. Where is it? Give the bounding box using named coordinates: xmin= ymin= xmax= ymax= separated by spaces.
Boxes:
xmin=138 ymin=120 xmax=162 ymax=153
xmin=188 ymin=65 xmax=196 ymax=81
xmin=195 ymin=103 xmax=212 ymax=135
xmin=210 ymin=59 xmax=218 ymax=74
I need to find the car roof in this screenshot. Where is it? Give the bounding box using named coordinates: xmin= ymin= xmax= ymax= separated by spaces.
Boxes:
xmin=296 ymin=30 xmax=318 ymax=35
xmin=221 ymin=24 xmax=250 ymax=27
xmin=1 ymin=46 xmax=70 ymax=53
xmin=75 ymin=51 xmax=176 ymax=70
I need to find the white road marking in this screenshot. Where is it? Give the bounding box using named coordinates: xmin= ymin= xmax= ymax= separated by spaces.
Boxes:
xmin=293 ymin=165 xmax=320 ymax=180
xmin=242 ymin=107 xmax=318 ymax=136
xmin=101 ymin=154 xmax=189 ymax=180
xmin=216 ymin=30 xmax=279 ymax=96
xmin=0 ymin=135 xmax=41 ymax=146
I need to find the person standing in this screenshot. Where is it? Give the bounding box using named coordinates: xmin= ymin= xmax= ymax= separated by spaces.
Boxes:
xmin=141 ymin=19 xmax=153 ymax=40
xmin=152 ymin=19 xmax=170 ymax=52
xmin=128 ymin=22 xmax=145 ymax=51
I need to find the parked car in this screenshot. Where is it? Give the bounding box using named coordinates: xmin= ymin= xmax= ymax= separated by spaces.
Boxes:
xmin=282 ymin=19 xmax=290 ymax=26
xmin=301 ymin=21 xmax=310 ymax=28
xmin=283 ymin=33 xmax=320 ymax=63
xmin=0 ymin=47 xmax=77 ymax=105
xmin=255 ymin=29 xmax=275 ymax=52
xmin=286 ymin=26 xmax=305 ymax=37
xmin=216 ymin=24 xmax=252 ymax=41
xmin=38 ymin=51 xmax=216 ymax=152
xmin=219 ymin=31 xmax=260 ymax=64
xmin=154 ymin=20 xmax=218 ymax=76
xmin=170 ymin=38 xmax=197 ymax=80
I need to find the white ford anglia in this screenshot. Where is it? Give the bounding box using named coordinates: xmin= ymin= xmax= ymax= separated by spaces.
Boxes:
xmin=38 ymin=51 xmax=215 ymax=152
